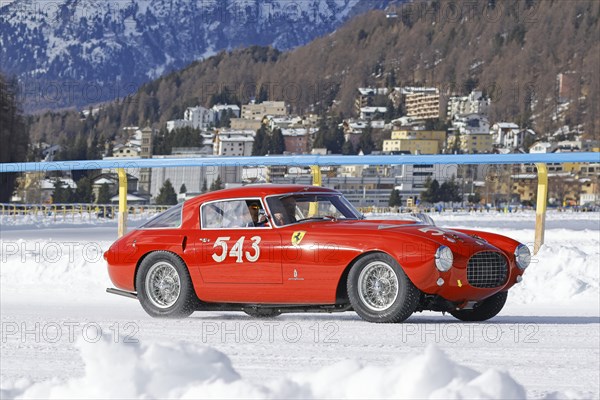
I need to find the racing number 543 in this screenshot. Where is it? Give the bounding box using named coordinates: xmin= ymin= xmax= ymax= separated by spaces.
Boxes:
xmin=212 ymin=236 xmax=261 ymax=263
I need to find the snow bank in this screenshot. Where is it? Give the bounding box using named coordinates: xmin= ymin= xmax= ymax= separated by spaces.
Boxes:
xmin=285 ymin=346 xmax=525 ymax=400
xmin=0 ymin=239 xmax=112 ymax=303
xmin=0 ymin=213 xmax=150 ymax=228
xmin=509 ymin=229 xmax=599 ymax=305
xmin=0 ymin=335 xmax=526 ymax=399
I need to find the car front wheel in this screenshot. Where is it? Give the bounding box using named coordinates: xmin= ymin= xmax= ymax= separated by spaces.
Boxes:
xmin=450 ymin=291 xmax=508 ymax=322
xmin=347 ymin=253 xmax=420 ymax=323
xmin=136 ymin=251 xmax=197 ymax=318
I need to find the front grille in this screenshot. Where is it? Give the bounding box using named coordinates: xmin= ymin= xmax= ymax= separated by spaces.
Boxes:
xmin=466 ymin=252 xmax=508 ymax=288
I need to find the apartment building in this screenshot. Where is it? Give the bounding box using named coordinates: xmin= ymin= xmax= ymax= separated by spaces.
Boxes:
xmin=166 ymin=106 xmax=216 ymax=132
xmin=214 ymin=129 xmax=255 ymax=156
xmin=355 ymin=87 xmax=388 ymax=115
xmin=382 ymin=129 xmax=446 ymax=154
xmin=404 ymin=88 xmax=441 ymax=120
xmin=447 ymin=132 xmax=493 ymax=154
xmin=230 ymin=118 xmax=263 ymax=130
xmin=447 ymin=90 xmax=490 ymax=119
xmin=241 ymin=101 xmax=287 ymax=120
xmin=360 ymin=106 xmax=388 ymax=120
xmin=111 ymin=144 xmax=141 ymax=158
xmin=282 ymin=128 xmax=315 ymax=154
xmin=212 ymin=104 xmax=241 ymax=120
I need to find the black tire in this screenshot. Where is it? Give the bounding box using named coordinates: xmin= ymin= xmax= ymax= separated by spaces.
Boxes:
xmin=347 ymin=253 xmax=420 ymax=323
xmin=243 ymin=308 xmax=282 ymax=318
xmin=450 ymin=291 xmax=508 ymax=322
xmin=136 ymin=251 xmax=197 ymax=318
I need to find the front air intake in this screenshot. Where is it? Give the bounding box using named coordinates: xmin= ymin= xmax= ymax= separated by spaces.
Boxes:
xmin=466 ymin=251 xmax=508 ymax=288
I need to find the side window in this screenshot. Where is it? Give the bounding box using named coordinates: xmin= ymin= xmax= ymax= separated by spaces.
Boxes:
xmin=202 ymin=203 xmax=226 ymax=229
xmin=201 ymin=199 xmax=269 ymax=229
xmin=140 ymin=203 xmax=182 ymax=228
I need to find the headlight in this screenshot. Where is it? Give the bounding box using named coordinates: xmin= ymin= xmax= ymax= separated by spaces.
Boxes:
xmin=514 ymin=244 xmax=531 ymax=270
xmin=435 ymin=246 xmax=453 ymax=272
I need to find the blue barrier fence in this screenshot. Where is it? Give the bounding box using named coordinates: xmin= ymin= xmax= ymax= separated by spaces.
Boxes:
xmin=1 ymin=152 xmax=598 ymax=173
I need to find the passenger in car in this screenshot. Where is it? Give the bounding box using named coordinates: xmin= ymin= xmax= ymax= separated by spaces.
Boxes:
xmin=272 ymin=196 xmax=297 ymax=226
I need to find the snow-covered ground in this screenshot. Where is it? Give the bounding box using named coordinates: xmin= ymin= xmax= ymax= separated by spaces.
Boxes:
xmin=1 ymin=211 xmax=599 ymax=399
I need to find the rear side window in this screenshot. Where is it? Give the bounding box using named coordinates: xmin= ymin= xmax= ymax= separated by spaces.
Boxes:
xmin=140 ymin=203 xmax=182 ymax=228
xmin=201 ymin=199 xmax=268 ymax=229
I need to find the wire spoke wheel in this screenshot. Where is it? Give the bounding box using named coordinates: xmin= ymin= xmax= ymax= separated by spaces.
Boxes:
xmin=347 ymin=253 xmax=420 ymax=323
xmin=145 ymin=261 xmax=181 ymax=309
xmin=358 ymin=261 xmax=399 ymax=311
xmin=136 ymin=251 xmax=196 ymax=318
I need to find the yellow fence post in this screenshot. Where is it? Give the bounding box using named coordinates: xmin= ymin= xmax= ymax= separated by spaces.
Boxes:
xmin=117 ymin=168 xmax=128 ymax=238
xmin=310 ymin=165 xmax=322 ymax=186
xmin=534 ymin=163 xmax=548 ymax=254
xmin=308 ymin=165 xmax=322 ymax=216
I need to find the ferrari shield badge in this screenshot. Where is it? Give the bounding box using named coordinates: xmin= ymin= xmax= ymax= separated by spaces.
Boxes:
xmin=291 ymin=231 xmax=306 ymax=246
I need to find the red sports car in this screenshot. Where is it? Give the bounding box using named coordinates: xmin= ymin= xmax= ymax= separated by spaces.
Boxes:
xmin=104 ymin=185 xmax=531 ymax=323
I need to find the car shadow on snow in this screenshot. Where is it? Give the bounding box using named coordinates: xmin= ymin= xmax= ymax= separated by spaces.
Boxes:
xmin=188 ymin=312 xmax=362 ymax=322
xmin=189 ymin=313 xmax=599 ymax=325
xmin=406 ymin=315 xmax=600 ymax=325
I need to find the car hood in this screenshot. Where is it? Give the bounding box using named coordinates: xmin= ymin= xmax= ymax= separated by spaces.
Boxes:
xmin=306 ymin=219 xmax=500 ymax=256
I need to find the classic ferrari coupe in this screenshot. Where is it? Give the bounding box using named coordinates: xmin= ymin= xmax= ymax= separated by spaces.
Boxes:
xmin=104 ymin=185 xmax=531 ymax=323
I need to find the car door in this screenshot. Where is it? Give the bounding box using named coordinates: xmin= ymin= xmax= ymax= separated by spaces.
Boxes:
xmin=193 ymin=198 xmax=282 ymax=284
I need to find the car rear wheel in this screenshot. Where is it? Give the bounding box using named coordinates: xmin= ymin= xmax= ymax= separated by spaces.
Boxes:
xmin=136 ymin=251 xmax=197 ymax=318
xmin=347 ymin=253 xmax=419 ymax=323
xmin=450 ymin=291 xmax=508 ymax=322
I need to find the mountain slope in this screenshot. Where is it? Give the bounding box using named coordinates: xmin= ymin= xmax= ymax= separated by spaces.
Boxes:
xmin=29 ymin=0 xmax=600 ymax=145
xmin=0 ymin=0 xmax=396 ymax=110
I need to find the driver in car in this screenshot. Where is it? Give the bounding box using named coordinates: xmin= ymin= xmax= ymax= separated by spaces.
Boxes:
xmin=247 ymin=201 xmax=269 ymax=227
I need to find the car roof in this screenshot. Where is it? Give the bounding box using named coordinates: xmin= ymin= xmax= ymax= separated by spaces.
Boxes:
xmin=184 ymin=184 xmax=340 ymax=207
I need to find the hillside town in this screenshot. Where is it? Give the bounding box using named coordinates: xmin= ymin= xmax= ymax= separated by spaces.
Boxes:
xmin=18 ymin=80 xmax=599 ymax=209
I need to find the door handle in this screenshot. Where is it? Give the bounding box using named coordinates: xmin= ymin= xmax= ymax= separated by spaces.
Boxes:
xmin=199 ymin=238 xmax=210 ymax=243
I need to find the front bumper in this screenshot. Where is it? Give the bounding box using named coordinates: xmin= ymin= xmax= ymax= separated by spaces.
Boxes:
xmin=419 ymin=256 xmax=523 ymax=304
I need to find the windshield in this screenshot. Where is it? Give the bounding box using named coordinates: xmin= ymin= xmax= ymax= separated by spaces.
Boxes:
xmin=266 ymin=193 xmax=362 ymax=226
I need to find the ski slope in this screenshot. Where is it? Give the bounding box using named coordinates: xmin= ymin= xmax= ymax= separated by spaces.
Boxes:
xmin=1 ymin=211 xmax=599 ymax=399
